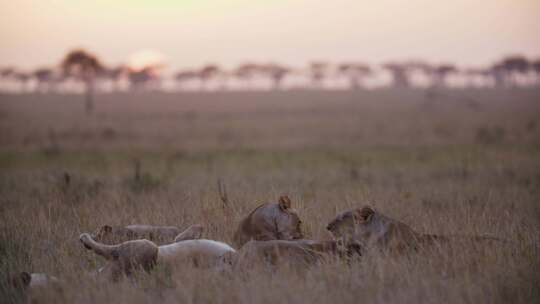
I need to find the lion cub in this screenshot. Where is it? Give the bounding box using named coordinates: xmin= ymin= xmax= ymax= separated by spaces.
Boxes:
xmin=92 ymin=224 xmax=193 ymax=245
xmin=80 ymin=225 xmax=234 ymax=280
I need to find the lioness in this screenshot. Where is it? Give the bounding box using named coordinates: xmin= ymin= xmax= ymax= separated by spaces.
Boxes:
xmin=233 ymin=196 xmax=304 ymax=248
xmin=223 ymin=239 xmax=360 ymax=271
xmin=327 ymin=206 xmax=426 ymax=253
xmin=327 ymin=206 xmax=499 ymax=254
xmin=92 ymin=224 xmax=190 ymax=245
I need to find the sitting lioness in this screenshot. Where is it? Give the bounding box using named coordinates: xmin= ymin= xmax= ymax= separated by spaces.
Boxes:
xmin=327 ymin=206 xmax=499 ymax=254
xmin=80 ymin=228 xmax=234 ymax=280
xmin=233 ymin=196 xmax=304 ymax=248
xmin=92 ymin=224 xmax=198 ymax=245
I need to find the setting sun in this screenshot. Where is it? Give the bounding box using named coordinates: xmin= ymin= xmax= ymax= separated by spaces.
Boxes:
xmin=127 ymin=49 xmax=166 ymax=71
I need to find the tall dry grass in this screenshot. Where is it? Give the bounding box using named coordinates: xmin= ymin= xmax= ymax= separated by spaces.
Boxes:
xmin=0 ymin=88 xmax=539 ymax=303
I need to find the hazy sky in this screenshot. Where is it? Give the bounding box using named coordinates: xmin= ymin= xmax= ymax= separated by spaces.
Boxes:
xmin=1 ymin=0 xmax=539 ymax=71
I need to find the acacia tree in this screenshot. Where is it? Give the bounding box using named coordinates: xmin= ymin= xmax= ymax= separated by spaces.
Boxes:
xmin=128 ymin=67 xmax=158 ymax=91
xmin=33 ymin=68 xmax=55 ymax=93
xmin=383 ymin=62 xmax=411 ymax=88
xmin=532 ymin=59 xmax=540 ymax=85
xmin=105 ymin=65 xmax=127 ymax=92
xmin=491 ymin=55 xmax=530 ymax=87
xmin=338 ymin=63 xmax=371 ymax=90
xmin=198 ymin=64 xmax=220 ymax=91
xmin=462 ymin=68 xmax=491 ymax=88
xmin=14 ymin=71 xmax=31 ymax=92
xmin=175 ymin=70 xmax=198 ymax=91
xmin=431 ymin=64 xmax=458 ymax=87
xmin=309 ymin=62 xmax=328 ymax=89
xmin=61 ymin=49 xmax=104 ymax=114
xmin=234 ymin=63 xmax=259 ymax=90
xmin=0 ymin=67 xmax=15 ymax=79
xmin=263 ymin=63 xmax=290 ymax=90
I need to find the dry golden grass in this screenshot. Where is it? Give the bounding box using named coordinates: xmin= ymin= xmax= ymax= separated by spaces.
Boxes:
xmin=0 ymin=88 xmax=539 ymax=303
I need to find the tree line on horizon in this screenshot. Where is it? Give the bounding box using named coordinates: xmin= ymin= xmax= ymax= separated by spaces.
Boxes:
xmin=1 ymin=49 xmax=540 ymax=114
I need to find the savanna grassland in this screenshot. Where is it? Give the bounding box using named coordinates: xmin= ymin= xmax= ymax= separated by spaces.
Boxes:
xmin=0 ymin=88 xmax=539 ymax=303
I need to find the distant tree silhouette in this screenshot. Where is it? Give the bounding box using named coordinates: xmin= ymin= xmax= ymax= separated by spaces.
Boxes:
xmin=104 ymin=65 xmax=127 ymax=92
xmin=462 ymin=68 xmax=491 ymax=88
xmin=0 ymin=67 xmax=15 ymax=78
xmin=198 ymin=64 xmax=220 ymax=90
xmin=14 ymin=71 xmax=31 ymax=92
xmin=532 ymin=59 xmax=540 ymax=85
xmin=430 ymin=64 xmax=458 ymax=87
xmin=490 ymin=63 xmax=508 ymax=87
xmin=0 ymin=68 xmax=31 ymax=92
xmin=0 ymin=68 xmax=15 ymax=92
xmin=175 ymin=70 xmax=199 ymax=91
xmin=260 ymin=63 xmax=290 ymax=90
xmin=491 ymin=55 xmax=530 ymax=87
xmin=33 ymin=68 xmax=55 ymax=93
xmin=337 ymin=63 xmax=371 ymax=90
xmin=234 ymin=63 xmax=259 ymax=90
xmin=128 ymin=67 xmax=158 ymax=91
xmin=383 ymin=63 xmax=411 ymax=88
xmin=61 ymin=49 xmax=104 ymax=114
xmin=309 ymin=62 xmax=328 ymax=89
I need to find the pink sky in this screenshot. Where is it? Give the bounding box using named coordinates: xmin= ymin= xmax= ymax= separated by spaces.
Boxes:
xmin=1 ymin=0 xmax=539 ymax=71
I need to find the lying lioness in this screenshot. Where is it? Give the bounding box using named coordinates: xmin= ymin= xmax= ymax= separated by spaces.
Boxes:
xmin=80 ymin=229 xmax=234 ymax=280
xmin=92 ymin=224 xmax=198 ymax=245
xmin=233 ymin=196 xmax=304 ymax=248
xmin=224 ymin=239 xmax=360 ymax=271
xmin=327 ymin=206 xmax=500 ymax=254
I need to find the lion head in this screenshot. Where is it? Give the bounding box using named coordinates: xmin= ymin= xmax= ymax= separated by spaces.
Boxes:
xmin=326 ymin=207 xmax=375 ymax=241
xmin=91 ymin=225 xmax=114 ymax=242
xmin=327 ymin=206 xmax=418 ymax=252
xmin=273 ymin=196 xmax=304 ymax=240
xmin=233 ymin=196 xmax=304 ymax=247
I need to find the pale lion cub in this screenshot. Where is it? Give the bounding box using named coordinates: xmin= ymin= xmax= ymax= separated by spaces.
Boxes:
xmin=92 ymin=224 xmax=189 ymax=245
xmin=80 ymin=226 xmax=234 ymax=280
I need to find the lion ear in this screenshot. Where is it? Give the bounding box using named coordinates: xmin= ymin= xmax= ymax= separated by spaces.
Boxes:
xmin=174 ymin=224 xmax=204 ymax=242
xmin=278 ymin=196 xmax=292 ymax=210
xmin=20 ymin=272 xmax=31 ymax=287
xmin=355 ymin=206 xmax=374 ymax=222
xmin=101 ymin=225 xmax=113 ymax=233
xmin=336 ymin=238 xmax=345 ymax=248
